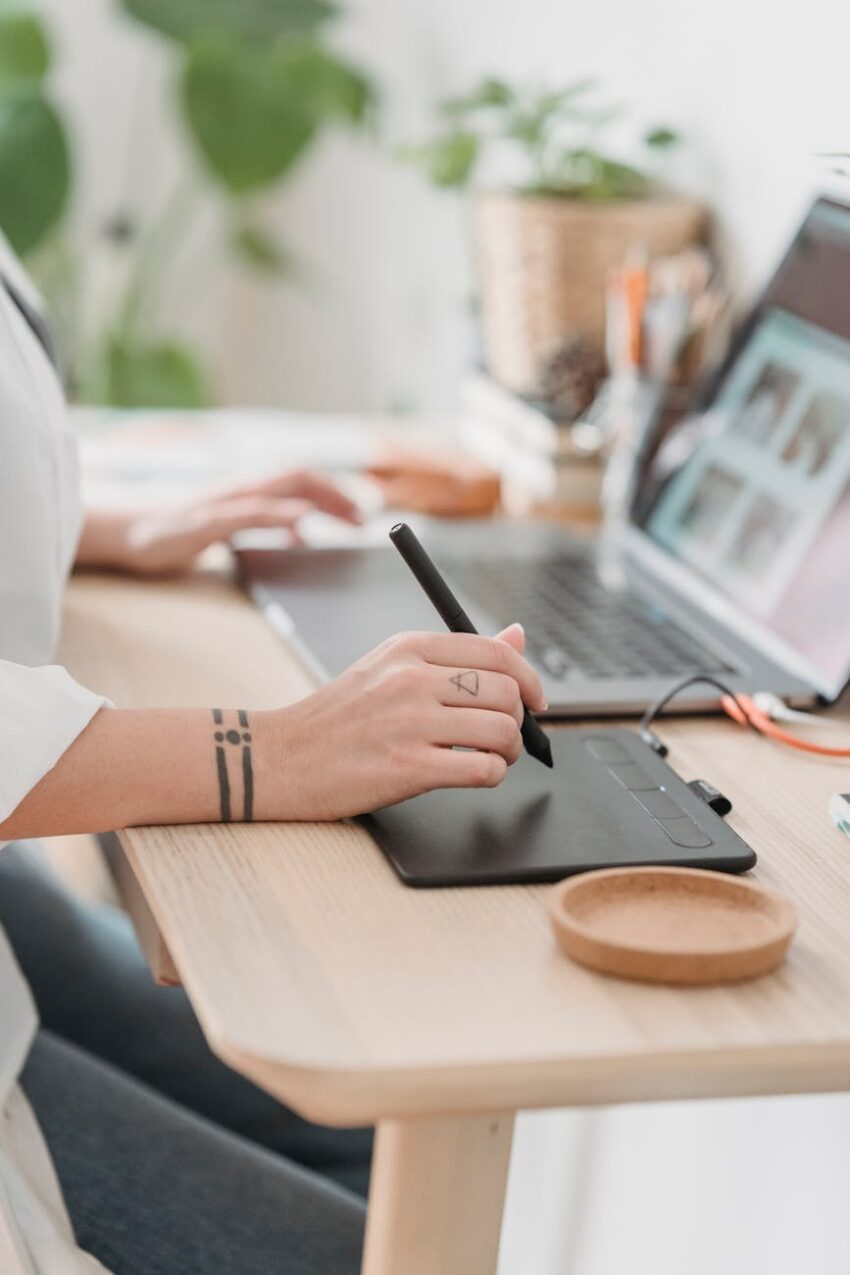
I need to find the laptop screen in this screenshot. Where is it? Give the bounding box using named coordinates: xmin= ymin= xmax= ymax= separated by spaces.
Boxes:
xmin=636 ymin=198 xmax=850 ymax=698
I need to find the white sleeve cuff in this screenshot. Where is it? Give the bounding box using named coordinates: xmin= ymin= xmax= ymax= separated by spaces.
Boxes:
xmin=0 ymin=662 xmax=111 ymax=825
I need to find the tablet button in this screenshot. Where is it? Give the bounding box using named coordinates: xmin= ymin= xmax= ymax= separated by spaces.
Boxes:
xmin=607 ymin=762 xmax=658 ymax=791
xmin=583 ymin=736 xmax=631 ymax=763
xmin=657 ymin=816 xmax=713 ymax=848
xmin=634 ymin=788 xmax=680 ymax=819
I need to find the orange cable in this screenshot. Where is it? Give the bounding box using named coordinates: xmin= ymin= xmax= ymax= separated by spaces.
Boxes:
xmin=721 ymin=694 xmax=850 ymax=758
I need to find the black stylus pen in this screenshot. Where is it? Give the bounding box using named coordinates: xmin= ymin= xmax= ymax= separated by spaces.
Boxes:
xmin=389 ymin=522 xmax=554 ymax=769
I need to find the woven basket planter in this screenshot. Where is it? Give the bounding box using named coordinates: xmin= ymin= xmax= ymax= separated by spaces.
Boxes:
xmin=475 ymin=191 xmax=709 ymax=395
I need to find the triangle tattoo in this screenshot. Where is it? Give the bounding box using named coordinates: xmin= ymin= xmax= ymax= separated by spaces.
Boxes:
xmin=450 ymin=670 xmax=480 ymax=696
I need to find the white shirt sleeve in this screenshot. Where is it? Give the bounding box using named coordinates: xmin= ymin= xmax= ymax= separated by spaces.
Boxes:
xmin=0 ymin=282 xmax=81 ymax=668
xmin=0 ymin=662 xmax=110 ymax=827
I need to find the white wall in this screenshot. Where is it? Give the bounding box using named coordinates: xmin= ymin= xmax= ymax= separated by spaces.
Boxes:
xmin=501 ymin=1094 xmax=850 ymax=1275
xmin=44 ymin=0 xmax=850 ymax=411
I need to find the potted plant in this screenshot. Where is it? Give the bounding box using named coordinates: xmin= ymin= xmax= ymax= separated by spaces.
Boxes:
xmin=403 ymin=78 xmax=708 ymax=396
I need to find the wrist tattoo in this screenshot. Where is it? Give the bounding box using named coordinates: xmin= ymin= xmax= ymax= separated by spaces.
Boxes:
xmin=212 ymin=709 xmax=254 ymax=822
xmin=450 ymin=670 xmax=480 ymax=697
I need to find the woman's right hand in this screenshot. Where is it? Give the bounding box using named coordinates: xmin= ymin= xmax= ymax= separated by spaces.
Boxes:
xmin=258 ymin=623 xmax=546 ymax=821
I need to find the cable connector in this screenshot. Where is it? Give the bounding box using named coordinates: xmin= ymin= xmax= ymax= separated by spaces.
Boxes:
xmin=753 ymin=692 xmax=839 ymax=728
xmin=639 ymin=727 xmax=668 ymax=757
xmin=688 ymin=778 xmax=732 ymax=818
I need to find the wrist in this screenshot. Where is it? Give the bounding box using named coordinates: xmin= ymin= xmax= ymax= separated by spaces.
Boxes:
xmin=249 ymin=710 xmax=280 ymax=821
xmin=251 ymin=707 xmax=308 ymax=822
xmin=76 ymin=510 xmax=138 ymax=572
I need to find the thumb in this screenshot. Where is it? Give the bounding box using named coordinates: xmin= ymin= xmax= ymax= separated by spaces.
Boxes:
xmin=496 ymin=622 xmax=525 ymax=654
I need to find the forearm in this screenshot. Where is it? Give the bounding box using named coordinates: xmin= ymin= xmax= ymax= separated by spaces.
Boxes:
xmin=1 ymin=626 xmax=547 ymax=839
xmin=0 ymin=706 xmax=278 ymax=840
xmin=75 ymin=510 xmax=135 ymax=572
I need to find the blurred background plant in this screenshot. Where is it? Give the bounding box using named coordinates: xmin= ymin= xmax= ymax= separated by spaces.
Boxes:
xmin=401 ymin=76 xmax=679 ymax=198
xmin=0 ymin=0 xmax=376 ymax=406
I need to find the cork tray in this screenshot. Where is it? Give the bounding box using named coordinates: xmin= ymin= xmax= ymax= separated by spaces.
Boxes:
xmin=548 ymin=866 xmax=798 ymax=985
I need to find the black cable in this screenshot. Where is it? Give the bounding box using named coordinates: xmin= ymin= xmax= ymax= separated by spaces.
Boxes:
xmin=639 ymin=672 xmax=761 ymax=757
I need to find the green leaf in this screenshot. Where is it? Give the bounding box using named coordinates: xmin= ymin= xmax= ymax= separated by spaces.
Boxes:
xmin=101 ymin=336 xmax=209 ymax=408
xmin=183 ymin=38 xmax=373 ymax=193
xmin=645 ymin=126 xmax=680 ymax=150
xmin=183 ymin=36 xmax=369 ymax=192
xmin=527 ymin=148 xmax=652 ymax=200
xmin=183 ymin=37 xmax=316 ymax=192
xmin=401 ymin=131 xmax=478 ymax=187
xmin=563 ymin=149 xmax=651 ymax=200
xmin=0 ymin=11 xmax=50 ymax=91
xmin=119 ymin=0 xmax=336 ymax=44
xmin=505 ymin=79 xmax=600 ymax=141
xmin=283 ymin=44 xmax=374 ymax=126
xmin=0 ymin=88 xmax=70 ymax=255
xmin=505 ymin=92 xmax=562 ymax=150
xmin=231 ymin=222 xmax=294 ymax=275
xmin=440 ymin=77 xmax=513 ymax=116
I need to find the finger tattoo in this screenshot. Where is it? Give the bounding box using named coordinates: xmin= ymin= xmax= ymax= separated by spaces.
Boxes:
xmin=212 ymin=709 xmax=254 ymax=821
xmin=450 ymin=670 xmax=479 ymax=697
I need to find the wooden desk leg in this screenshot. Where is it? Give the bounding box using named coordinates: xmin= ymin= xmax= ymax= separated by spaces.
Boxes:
xmin=101 ymin=833 xmax=181 ymax=987
xmin=362 ymin=1111 xmax=515 ymax=1275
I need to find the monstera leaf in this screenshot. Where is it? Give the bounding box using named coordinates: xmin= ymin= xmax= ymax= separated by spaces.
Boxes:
xmin=0 ymin=87 xmax=69 ymax=255
xmin=121 ymin=0 xmax=375 ymax=228
xmin=291 ymin=42 xmax=373 ymax=126
xmin=183 ymin=36 xmax=371 ymax=192
xmin=120 ymin=0 xmax=336 ymax=43
xmin=183 ymin=37 xmax=317 ymax=192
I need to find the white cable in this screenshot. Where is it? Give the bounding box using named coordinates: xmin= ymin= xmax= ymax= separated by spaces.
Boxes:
xmin=752 ymin=691 xmax=842 ymax=728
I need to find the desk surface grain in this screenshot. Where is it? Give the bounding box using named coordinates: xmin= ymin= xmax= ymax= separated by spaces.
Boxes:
xmin=59 ymin=570 xmax=850 ymax=1125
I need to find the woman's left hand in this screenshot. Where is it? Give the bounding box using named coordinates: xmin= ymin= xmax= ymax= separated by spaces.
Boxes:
xmin=77 ymin=470 xmax=362 ymax=576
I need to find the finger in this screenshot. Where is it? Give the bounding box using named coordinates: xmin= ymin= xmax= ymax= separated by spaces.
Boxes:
xmin=496 ymin=622 xmax=525 ymax=655
xmin=431 ymin=707 xmax=522 ymax=765
xmin=163 ymin=494 xmax=309 ymax=561
xmin=192 ymin=497 xmax=313 ymax=548
xmin=427 ymin=747 xmax=508 ymax=791
xmin=436 ymin=667 xmax=523 ymax=726
xmin=407 ymin=632 xmax=547 ymax=712
xmin=293 ymin=473 xmax=362 ymax=524
xmin=226 ymin=470 xmax=362 ymax=525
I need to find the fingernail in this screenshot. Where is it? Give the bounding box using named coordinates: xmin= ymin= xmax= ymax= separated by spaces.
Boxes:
xmin=512 ymin=621 xmax=525 ymax=635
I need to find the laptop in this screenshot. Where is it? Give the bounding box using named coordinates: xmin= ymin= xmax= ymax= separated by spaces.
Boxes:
xmin=239 ymin=196 xmax=850 ymax=717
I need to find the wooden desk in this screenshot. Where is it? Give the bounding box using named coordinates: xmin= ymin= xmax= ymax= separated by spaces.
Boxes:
xmin=59 ymin=568 xmax=850 ymax=1275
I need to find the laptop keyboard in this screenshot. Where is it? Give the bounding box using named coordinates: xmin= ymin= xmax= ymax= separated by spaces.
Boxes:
xmin=445 ymin=555 xmax=735 ymax=682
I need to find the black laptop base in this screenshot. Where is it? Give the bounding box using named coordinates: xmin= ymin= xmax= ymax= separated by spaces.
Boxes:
xmin=364 ymin=728 xmax=755 ymax=889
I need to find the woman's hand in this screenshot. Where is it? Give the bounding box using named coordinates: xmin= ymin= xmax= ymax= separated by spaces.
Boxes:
xmin=0 ymin=625 xmax=545 ymax=841
xmin=77 ymin=470 xmax=362 ymax=576
xmin=258 ymin=622 xmax=546 ymax=820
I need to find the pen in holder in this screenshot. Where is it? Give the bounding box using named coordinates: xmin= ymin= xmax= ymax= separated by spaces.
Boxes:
xmin=583 ymin=247 xmax=730 ymax=544
xmin=595 ymin=375 xmax=668 ymax=540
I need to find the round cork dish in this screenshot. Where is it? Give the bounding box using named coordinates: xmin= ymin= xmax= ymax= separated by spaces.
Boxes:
xmin=548 ymin=866 xmax=798 ymax=986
